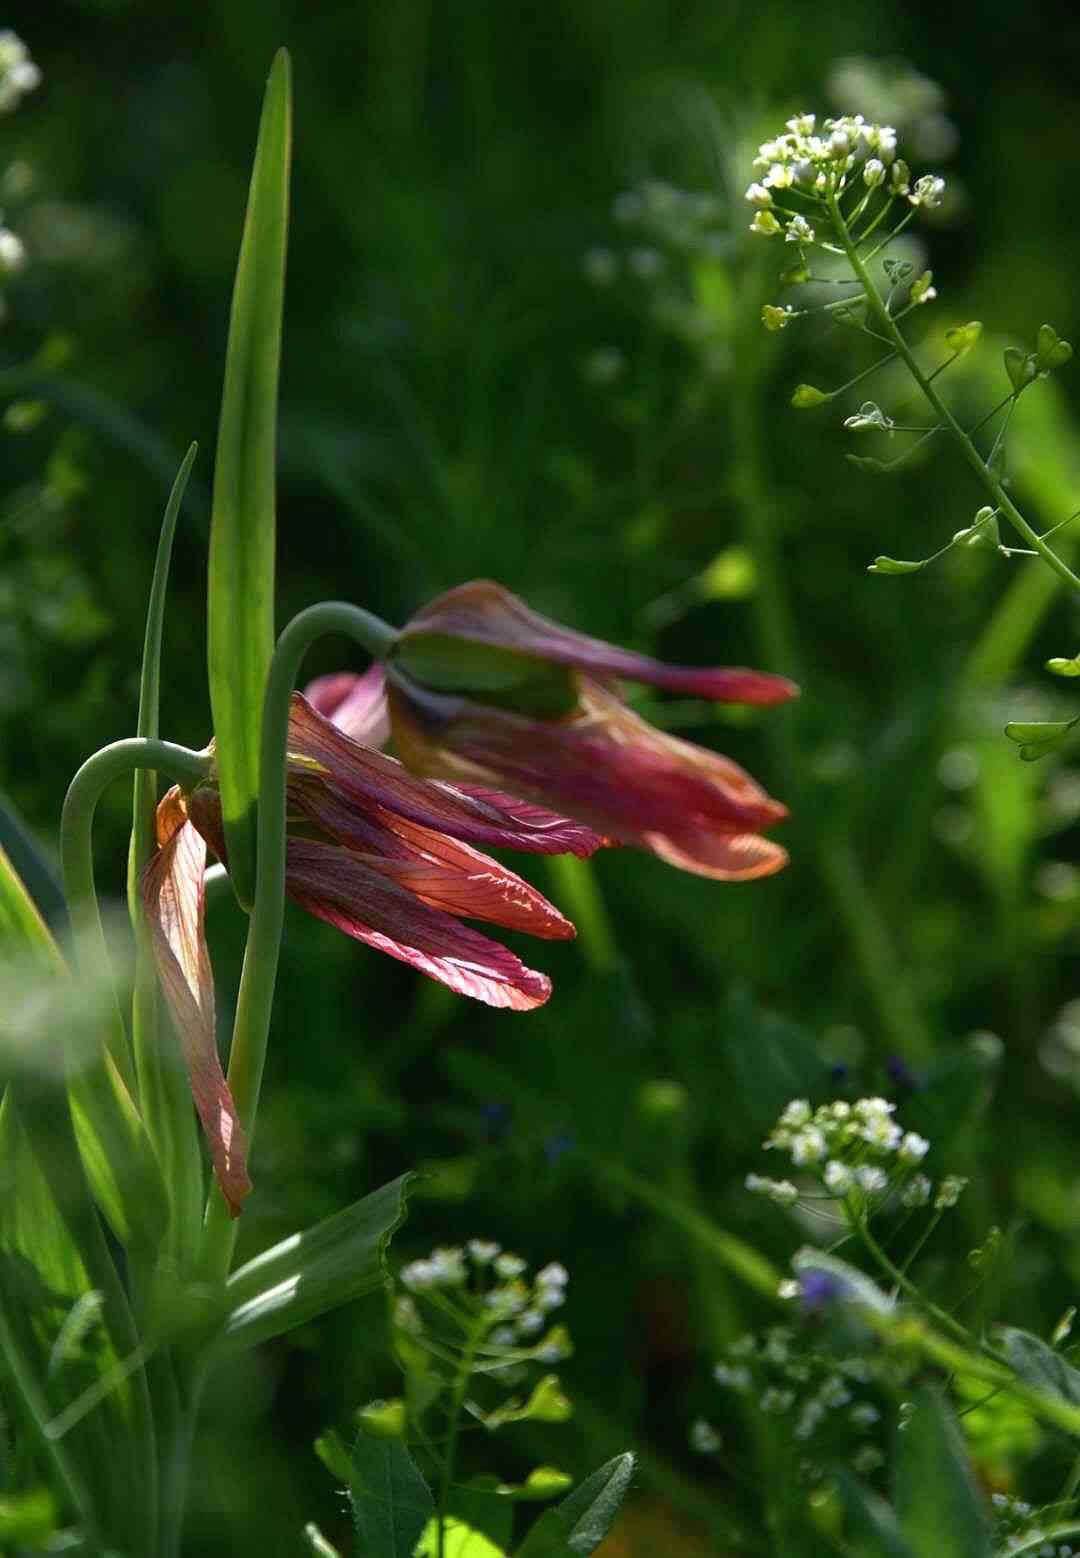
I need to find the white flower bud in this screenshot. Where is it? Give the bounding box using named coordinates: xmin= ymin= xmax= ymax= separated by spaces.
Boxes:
xmin=863 ymin=158 xmax=886 ymax=189
xmin=744 ymin=182 xmax=773 ymax=208
xmin=0 ymin=227 xmax=25 ymax=276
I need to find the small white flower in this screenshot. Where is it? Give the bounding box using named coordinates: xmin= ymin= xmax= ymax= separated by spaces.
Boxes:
xmin=401 ymin=1259 xmax=438 ymax=1292
xmin=690 ymin=1418 xmax=722 ymax=1454
xmin=901 ymin=1173 xmax=932 ymax=1208
xmin=745 ymin=182 xmax=773 ymax=208
xmin=468 ymin=1239 xmax=501 ymax=1265
xmin=790 ymin=1126 xmax=826 ymax=1165
xmin=515 ymin=1308 xmax=545 ymax=1335
xmin=777 ymin=1279 xmax=801 ymax=1300
xmin=786 ymin=113 xmax=815 ymax=137
xmin=713 ymin=1362 xmax=752 ymax=1391
xmin=818 ymin=1376 xmax=851 ymax=1408
xmin=429 ymin=1246 xmax=468 ymax=1285
xmin=850 ymin=1402 xmax=880 ymax=1428
xmin=780 ymin=1100 xmax=812 ymax=1128
xmin=0 ymin=228 xmax=25 ymax=277
xmin=490 ymin=1325 xmax=516 ymax=1347
xmin=854 ymin=1096 xmax=895 ymax=1121
xmin=861 ymin=1115 xmax=902 ymax=1151
xmin=855 ymin=1165 xmax=888 ymax=1194
xmin=863 ymin=158 xmax=886 ymax=189
xmin=763 ymin=162 xmax=795 ymax=190
xmin=536 ymin=1285 xmax=566 ymax=1312
xmin=760 ymin=1387 xmax=795 ymax=1413
xmin=784 ymin=213 xmax=815 ymax=245
xmin=898 ymin=1132 xmax=930 ymax=1163
xmin=824 ymin=1161 xmax=854 ymax=1194
xmin=909 ymin=174 xmax=946 ymax=208
xmin=935 ymin=1175 xmax=968 ymax=1209
xmin=536 ymin=1262 xmax=568 ymax=1288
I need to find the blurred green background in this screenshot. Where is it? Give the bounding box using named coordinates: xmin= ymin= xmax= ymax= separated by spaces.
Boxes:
xmin=3 ymin=1 xmax=1080 ymax=1552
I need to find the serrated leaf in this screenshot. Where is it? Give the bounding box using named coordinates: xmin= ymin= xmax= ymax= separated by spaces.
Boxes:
xmin=207 ymin=50 xmax=291 ymax=908
xmin=223 ymin=1174 xmax=411 ymax=1349
xmin=350 ymin=1424 xmax=434 ymax=1558
xmin=514 ymin=1453 xmax=634 ymax=1558
xmin=894 ymin=1388 xmax=990 ymax=1558
xmin=1000 ymin=1327 xmax=1080 ymax=1405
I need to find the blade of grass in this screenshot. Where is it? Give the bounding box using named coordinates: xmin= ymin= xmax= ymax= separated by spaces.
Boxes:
xmin=207 ymin=49 xmax=292 ymax=909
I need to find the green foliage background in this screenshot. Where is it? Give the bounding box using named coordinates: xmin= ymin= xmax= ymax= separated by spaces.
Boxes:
xmin=2 ymin=2 xmax=1080 ymax=1552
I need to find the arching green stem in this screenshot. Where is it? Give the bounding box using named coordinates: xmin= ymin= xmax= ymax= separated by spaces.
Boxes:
xmin=828 ymin=188 xmax=1080 ymax=598
xmin=201 ymin=603 xmax=397 ymax=1280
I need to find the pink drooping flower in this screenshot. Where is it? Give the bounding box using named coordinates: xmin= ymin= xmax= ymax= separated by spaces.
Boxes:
xmin=142 ymin=691 xmax=602 ymax=1214
xmin=326 ymin=581 xmax=797 ymax=882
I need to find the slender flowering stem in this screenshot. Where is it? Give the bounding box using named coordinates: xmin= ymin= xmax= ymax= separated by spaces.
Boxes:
xmin=201 ymin=602 xmax=397 ymax=1280
xmin=437 ymin=1318 xmax=482 ymax=1558
xmin=828 ymin=189 xmax=1080 ymax=598
xmin=62 ymin=739 xmax=211 ymax=1093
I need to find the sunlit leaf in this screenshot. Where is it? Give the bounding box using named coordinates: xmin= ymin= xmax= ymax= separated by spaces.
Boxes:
xmin=207 ymin=50 xmax=291 ymax=907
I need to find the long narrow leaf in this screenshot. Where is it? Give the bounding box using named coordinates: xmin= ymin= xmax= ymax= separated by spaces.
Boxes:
xmin=222 ymin=1173 xmax=412 ymax=1349
xmin=0 ymin=793 xmax=66 ymax=933
xmin=128 ymin=443 xmax=203 ymax=1266
xmin=207 ymin=49 xmax=291 ymax=908
xmin=894 ymin=1388 xmax=990 ymax=1558
xmin=514 ymin=1454 xmax=635 ymax=1557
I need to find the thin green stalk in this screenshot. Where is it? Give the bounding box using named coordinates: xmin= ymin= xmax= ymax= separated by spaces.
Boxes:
xmin=128 ymin=444 xmax=204 ymax=1280
xmin=200 ymin=602 xmax=397 ymax=1281
xmin=853 ymin=1213 xmax=1007 ymax=1366
xmin=437 ymin=1320 xmax=482 ymax=1558
xmin=830 ymin=189 xmax=1080 ymax=597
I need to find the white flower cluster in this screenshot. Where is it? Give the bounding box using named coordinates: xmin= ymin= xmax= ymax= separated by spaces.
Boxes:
xmin=399 ymin=1241 xmax=569 ymax=1352
xmin=0 ymin=32 xmax=40 ymax=114
xmin=745 ymin=1096 xmax=949 ymax=1213
xmin=744 ymin=111 xmax=946 ymax=241
xmin=704 ymin=1324 xmax=887 ymax=1471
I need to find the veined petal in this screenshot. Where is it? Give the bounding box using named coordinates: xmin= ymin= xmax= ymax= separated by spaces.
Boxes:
xmin=287 ymin=692 xmax=603 ymax=857
xmin=401 ymin=580 xmax=799 ymax=704
xmin=289 ymin=777 xmax=575 ymax=940
xmin=285 ymin=839 xmax=552 ymax=1010
xmin=303 ymin=665 xmax=390 ymax=747
xmin=643 ymin=829 xmax=789 ymax=880
xmin=388 ymin=676 xmax=787 ymax=840
xmin=140 ymin=786 xmax=250 ymax=1216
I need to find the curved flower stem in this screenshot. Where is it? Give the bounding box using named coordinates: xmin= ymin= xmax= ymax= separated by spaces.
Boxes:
xmin=201 ymin=602 xmax=397 ymax=1281
xmin=829 ymin=189 xmax=1080 ymax=598
xmin=62 ymin=738 xmax=212 ymax=1094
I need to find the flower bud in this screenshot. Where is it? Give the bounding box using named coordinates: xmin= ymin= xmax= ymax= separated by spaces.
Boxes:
xmin=790 ymin=383 xmax=829 ymax=409
xmin=749 ymin=209 xmax=782 ymax=237
xmin=745 ymin=182 xmax=773 ymax=208
xmin=890 ymin=159 xmax=910 ymax=194
xmin=862 ymin=158 xmax=885 ymax=189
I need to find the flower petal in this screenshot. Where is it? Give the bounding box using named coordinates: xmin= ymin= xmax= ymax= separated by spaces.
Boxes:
xmin=287 ymin=692 xmax=604 ymax=857
xmin=388 ymin=676 xmax=788 ymax=841
xmin=140 ymin=786 xmax=251 ymax=1216
xmin=402 ymin=580 xmax=799 ymax=704
xmin=288 ymin=776 xmax=576 ymax=940
xmin=303 ymin=665 xmax=391 ymax=747
xmin=285 ymin=839 xmax=552 ymax=1010
xmin=643 ymin=829 xmax=789 ymax=880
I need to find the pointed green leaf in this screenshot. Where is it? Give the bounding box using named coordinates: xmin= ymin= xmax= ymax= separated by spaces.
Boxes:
xmin=1000 ymin=1326 xmax=1080 ymax=1405
xmin=834 ymin=1470 xmax=915 ymax=1558
xmin=0 ymin=792 xmax=65 ymax=933
xmin=350 ymin=1419 xmax=434 ymax=1558
xmin=868 ymin=556 xmax=926 ymax=576
xmin=0 ymin=843 xmax=64 ymax=972
xmin=223 ymin=1173 xmax=412 ymax=1349
xmin=513 ymin=1453 xmax=635 ymax=1558
xmin=894 ymin=1389 xmax=990 ymax=1558
xmin=207 ymin=50 xmax=291 ymax=908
